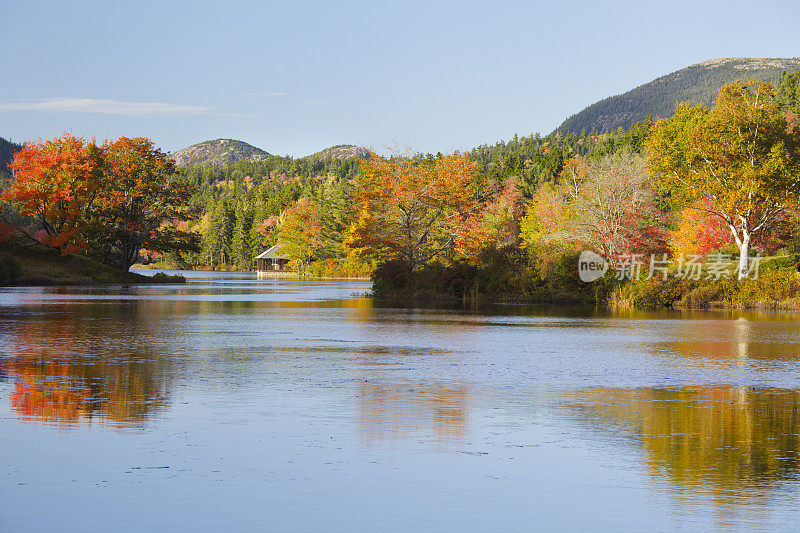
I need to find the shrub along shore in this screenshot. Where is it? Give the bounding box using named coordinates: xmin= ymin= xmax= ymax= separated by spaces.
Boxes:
xmin=3 ymin=242 xmax=797 ymax=311
xmin=370 ymin=249 xmax=800 ymax=311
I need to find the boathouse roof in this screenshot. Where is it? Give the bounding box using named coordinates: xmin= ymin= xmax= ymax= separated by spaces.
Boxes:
xmin=255 ymin=243 xmax=288 ymax=260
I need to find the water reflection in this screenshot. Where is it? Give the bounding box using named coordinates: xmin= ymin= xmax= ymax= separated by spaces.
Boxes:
xmin=5 ymin=353 xmax=167 ymax=428
xmin=656 ymin=318 xmax=800 ymax=362
xmin=1 ymin=301 xmax=177 ymax=428
xmin=4 ymin=280 xmax=800 ymax=531
xmin=574 ymin=386 xmax=800 ymax=506
xmin=357 ymin=380 xmax=469 ymax=449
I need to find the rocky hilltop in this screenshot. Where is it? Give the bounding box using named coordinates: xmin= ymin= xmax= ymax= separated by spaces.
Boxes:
xmin=557 ymin=57 xmax=800 ymax=135
xmin=308 ymin=144 xmax=369 ymax=160
xmin=170 ymin=138 xmax=270 ymax=167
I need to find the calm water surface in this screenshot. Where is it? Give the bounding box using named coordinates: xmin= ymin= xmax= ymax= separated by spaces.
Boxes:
xmin=2 ymin=271 xmax=800 ymax=532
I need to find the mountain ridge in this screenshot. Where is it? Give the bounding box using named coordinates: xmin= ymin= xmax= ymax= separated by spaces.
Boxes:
xmin=170 ymin=140 xmax=370 ymax=167
xmin=556 ymin=57 xmax=800 ymax=135
xmin=307 ymin=145 xmax=368 ymax=160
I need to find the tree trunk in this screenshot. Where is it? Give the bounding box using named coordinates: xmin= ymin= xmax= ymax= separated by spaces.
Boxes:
xmin=122 ymin=244 xmax=137 ymax=272
xmin=737 ymin=233 xmax=750 ymax=279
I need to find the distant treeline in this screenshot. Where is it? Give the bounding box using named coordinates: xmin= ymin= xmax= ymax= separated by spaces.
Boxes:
xmin=0 ymin=137 xmax=24 ymax=182
xmin=168 ymin=122 xmax=652 ymax=271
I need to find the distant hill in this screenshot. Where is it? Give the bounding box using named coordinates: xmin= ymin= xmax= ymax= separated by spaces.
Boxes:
xmin=0 ymin=137 xmax=24 ymax=179
xmin=170 ymin=138 xmax=270 ymax=167
xmin=308 ymin=145 xmax=368 ymax=160
xmin=557 ymin=57 xmax=800 ymax=135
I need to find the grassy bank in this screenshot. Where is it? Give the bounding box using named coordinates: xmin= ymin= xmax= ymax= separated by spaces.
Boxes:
xmin=610 ymin=262 xmax=800 ymax=311
xmin=1 ymin=245 xmax=186 ymax=286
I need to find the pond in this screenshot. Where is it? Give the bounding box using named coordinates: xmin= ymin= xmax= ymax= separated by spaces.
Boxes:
xmin=1 ymin=272 xmax=800 ymax=532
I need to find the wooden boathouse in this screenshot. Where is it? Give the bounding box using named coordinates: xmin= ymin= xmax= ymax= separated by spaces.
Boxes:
xmin=255 ymin=243 xmax=294 ymax=279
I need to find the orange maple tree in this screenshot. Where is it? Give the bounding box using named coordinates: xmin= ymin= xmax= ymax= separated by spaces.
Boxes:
xmin=2 ymin=135 xmax=197 ymax=269
xmin=347 ymin=152 xmax=490 ymax=269
xmin=3 ymin=133 xmax=102 ymax=253
xmin=455 ymin=176 xmax=522 ymax=259
xmin=670 ymin=199 xmax=735 ymax=256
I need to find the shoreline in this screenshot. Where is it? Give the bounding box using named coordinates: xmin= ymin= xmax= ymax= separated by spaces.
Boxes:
xmin=132 ymin=263 xmax=370 ymax=281
xmin=0 ymin=245 xmax=186 ymax=287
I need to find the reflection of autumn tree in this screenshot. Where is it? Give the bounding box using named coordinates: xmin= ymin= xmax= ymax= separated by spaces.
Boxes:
xmin=3 ymin=302 xmax=173 ymax=428
xmin=357 ymin=379 xmax=469 ymax=449
xmin=659 ymin=317 xmax=800 ymax=361
xmin=7 ymin=354 xmax=167 ymax=428
xmin=576 ymin=386 xmax=800 ymax=489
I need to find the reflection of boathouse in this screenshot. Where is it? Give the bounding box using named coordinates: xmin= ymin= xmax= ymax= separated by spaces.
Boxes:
xmin=255 ymin=243 xmax=296 ymax=279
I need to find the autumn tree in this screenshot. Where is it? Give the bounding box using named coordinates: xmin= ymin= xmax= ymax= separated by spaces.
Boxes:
xmin=253 ymin=214 xmax=279 ymax=249
xmin=669 ymin=199 xmax=734 ymax=257
xmin=348 ymin=152 xmax=487 ymax=270
xmin=2 ymin=134 xmax=102 ymax=253
xmin=647 ymin=80 xmax=800 ymax=277
xmin=454 ymin=177 xmax=522 ymax=259
xmin=277 ymin=197 xmax=326 ymax=272
xmin=525 ymin=153 xmax=668 ymax=261
xmin=88 ymin=137 xmax=198 ymax=271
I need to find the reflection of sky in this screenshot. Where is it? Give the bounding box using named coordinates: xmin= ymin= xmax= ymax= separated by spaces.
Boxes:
xmin=2 ymin=281 xmax=800 ymax=531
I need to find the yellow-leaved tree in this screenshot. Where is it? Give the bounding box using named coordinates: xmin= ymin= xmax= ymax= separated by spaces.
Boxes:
xmin=647 ymin=81 xmax=800 ymax=278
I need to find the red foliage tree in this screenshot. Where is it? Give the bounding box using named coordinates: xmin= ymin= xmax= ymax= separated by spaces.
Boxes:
xmin=3 ymin=134 xmax=101 ymax=253
xmin=670 ymin=199 xmax=735 ymax=257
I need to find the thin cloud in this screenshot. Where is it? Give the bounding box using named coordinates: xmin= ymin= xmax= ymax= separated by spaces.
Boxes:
xmin=299 ymin=100 xmax=331 ymax=106
xmin=0 ymin=97 xmax=213 ymax=116
xmin=241 ymin=92 xmax=292 ymax=98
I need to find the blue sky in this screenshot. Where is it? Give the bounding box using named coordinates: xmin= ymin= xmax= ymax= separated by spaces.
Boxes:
xmin=1 ymin=0 xmax=799 ymax=156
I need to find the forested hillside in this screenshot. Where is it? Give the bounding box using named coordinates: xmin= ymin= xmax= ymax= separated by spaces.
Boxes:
xmin=558 ymin=57 xmax=800 ymax=135
xmin=776 ymin=69 xmax=800 ymax=114
xmin=468 ymin=119 xmax=652 ymax=197
xmin=172 ymin=154 xmax=362 ymax=270
xmin=0 ymin=137 xmax=23 ymax=182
